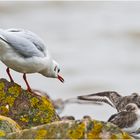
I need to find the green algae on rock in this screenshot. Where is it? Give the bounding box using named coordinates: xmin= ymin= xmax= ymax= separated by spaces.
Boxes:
xmin=6 ymin=119 xmax=133 ymax=139
xmin=0 ymin=78 xmax=60 ymax=129
xmin=0 ymin=115 xmax=21 ymax=138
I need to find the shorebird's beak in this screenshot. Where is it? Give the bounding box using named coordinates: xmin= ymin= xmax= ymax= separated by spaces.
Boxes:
xmin=58 ymin=74 xmax=64 ymax=83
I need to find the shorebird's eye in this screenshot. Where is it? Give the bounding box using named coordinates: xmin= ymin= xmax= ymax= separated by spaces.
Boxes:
xmin=137 ymin=104 xmax=140 ymax=108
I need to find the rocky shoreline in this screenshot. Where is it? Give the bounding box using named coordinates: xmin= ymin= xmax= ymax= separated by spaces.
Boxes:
xmin=0 ymin=78 xmax=133 ymax=139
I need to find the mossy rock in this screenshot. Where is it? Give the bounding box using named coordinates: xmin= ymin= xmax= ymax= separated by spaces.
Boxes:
xmin=0 ymin=78 xmax=60 ymax=129
xmin=0 ymin=115 xmax=21 ymax=138
xmin=6 ymin=119 xmax=133 ymax=139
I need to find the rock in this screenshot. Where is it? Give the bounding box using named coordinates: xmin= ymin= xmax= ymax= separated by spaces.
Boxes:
xmin=33 ymin=89 xmax=65 ymax=114
xmin=6 ymin=119 xmax=133 ymax=139
xmin=32 ymin=90 xmax=65 ymax=114
xmin=0 ymin=78 xmax=60 ymax=129
xmin=0 ymin=115 xmax=21 ymax=138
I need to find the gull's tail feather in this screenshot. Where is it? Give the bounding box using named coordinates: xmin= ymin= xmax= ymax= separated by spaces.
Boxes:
xmin=77 ymin=91 xmax=121 ymax=108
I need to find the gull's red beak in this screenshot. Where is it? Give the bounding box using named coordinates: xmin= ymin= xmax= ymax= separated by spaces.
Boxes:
xmin=58 ymin=74 xmax=64 ymax=83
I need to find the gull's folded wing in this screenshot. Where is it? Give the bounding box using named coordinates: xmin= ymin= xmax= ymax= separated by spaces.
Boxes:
xmin=0 ymin=29 xmax=46 ymax=58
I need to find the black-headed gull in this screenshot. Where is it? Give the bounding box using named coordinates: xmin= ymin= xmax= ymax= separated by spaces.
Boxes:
xmin=0 ymin=28 xmax=64 ymax=92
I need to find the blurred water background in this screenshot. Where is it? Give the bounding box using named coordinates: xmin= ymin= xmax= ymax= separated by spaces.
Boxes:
xmin=0 ymin=1 xmax=140 ymax=121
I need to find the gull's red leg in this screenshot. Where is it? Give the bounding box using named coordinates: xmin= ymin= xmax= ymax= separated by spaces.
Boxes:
xmin=23 ymin=73 xmax=32 ymax=92
xmin=6 ymin=67 xmax=14 ymax=82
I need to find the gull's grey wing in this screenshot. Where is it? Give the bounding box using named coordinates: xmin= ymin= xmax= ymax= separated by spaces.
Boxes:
xmin=0 ymin=29 xmax=46 ymax=58
xmin=6 ymin=28 xmax=47 ymax=53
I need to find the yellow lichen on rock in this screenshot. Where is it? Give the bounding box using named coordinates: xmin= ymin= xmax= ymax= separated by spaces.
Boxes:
xmin=20 ymin=115 xmax=29 ymax=123
xmin=36 ymin=129 xmax=48 ymax=139
xmin=122 ymin=132 xmax=133 ymax=139
xmin=6 ymin=119 xmax=133 ymax=139
xmin=0 ymin=78 xmax=60 ymax=129
xmin=87 ymin=120 xmax=103 ymax=139
xmin=0 ymin=106 xmax=9 ymax=116
xmin=0 ymin=130 xmax=6 ymax=137
xmin=0 ymin=79 xmax=134 ymax=139
xmin=30 ymin=97 xmax=39 ymax=107
xmin=0 ymin=115 xmax=21 ymax=131
xmin=0 ymin=115 xmax=21 ymax=138
xmin=68 ymin=121 xmax=85 ymax=139
xmin=3 ymin=96 xmax=15 ymax=107
xmin=8 ymin=85 xmax=21 ymax=97
xmin=0 ymin=82 xmax=5 ymax=91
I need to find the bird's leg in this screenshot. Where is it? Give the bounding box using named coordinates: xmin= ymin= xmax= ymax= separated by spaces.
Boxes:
xmin=23 ymin=73 xmax=32 ymax=92
xmin=6 ymin=67 xmax=14 ymax=82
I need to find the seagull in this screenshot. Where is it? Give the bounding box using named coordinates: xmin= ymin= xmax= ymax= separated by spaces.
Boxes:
xmin=77 ymin=91 xmax=140 ymax=112
xmin=108 ymin=103 xmax=140 ymax=134
xmin=0 ymin=28 xmax=64 ymax=92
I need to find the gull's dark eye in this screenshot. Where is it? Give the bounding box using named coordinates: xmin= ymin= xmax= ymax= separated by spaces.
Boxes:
xmin=58 ymin=68 xmax=60 ymax=73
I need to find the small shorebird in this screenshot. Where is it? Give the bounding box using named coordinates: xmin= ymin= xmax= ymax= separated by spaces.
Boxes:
xmin=0 ymin=28 xmax=64 ymax=92
xmin=108 ymin=103 xmax=140 ymax=134
xmin=77 ymin=91 xmax=140 ymax=112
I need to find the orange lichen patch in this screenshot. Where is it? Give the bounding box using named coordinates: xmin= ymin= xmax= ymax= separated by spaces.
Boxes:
xmin=36 ymin=129 xmax=48 ymax=139
xmin=87 ymin=120 xmax=103 ymax=139
xmin=68 ymin=121 xmax=85 ymax=139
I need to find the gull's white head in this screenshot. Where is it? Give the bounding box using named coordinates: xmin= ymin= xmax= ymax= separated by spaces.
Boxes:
xmin=52 ymin=60 xmax=64 ymax=83
xmin=40 ymin=60 xmax=64 ymax=83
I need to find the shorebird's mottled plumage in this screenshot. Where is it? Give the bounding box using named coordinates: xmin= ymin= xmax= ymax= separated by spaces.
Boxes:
xmin=108 ymin=103 xmax=140 ymax=133
xmin=78 ymin=91 xmax=120 ymax=108
xmin=77 ymin=91 xmax=140 ymax=112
